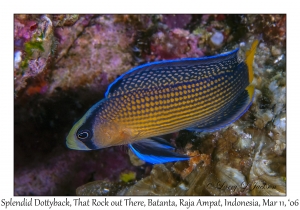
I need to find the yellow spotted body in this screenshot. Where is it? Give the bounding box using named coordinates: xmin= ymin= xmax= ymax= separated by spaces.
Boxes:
xmin=102 ymin=68 xmax=247 ymax=141
xmin=66 ymin=40 xmax=258 ymax=154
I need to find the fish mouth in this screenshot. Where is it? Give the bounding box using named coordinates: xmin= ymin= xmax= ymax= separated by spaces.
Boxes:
xmin=65 ymin=139 xmax=78 ymax=150
xmin=66 ymin=141 xmax=75 ymax=149
xmin=66 ymin=130 xmax=91 ymax=151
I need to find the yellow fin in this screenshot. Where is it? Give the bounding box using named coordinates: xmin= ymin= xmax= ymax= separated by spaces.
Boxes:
xmin=245 ymin=40 xmax=259 ymax=83
xmin=245 ymin=84 xmax=255 ymax=100
xmin=120 ymin=171 xmax=136 ymax=182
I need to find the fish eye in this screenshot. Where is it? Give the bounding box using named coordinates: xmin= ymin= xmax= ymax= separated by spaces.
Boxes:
xmin=77 ymin=129 xmax=92 ymax=141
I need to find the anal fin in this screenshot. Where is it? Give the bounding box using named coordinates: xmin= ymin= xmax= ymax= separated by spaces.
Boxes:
xmin=129 ymin=138 xmax=190 ymax=164
xmin=187 ymin=85 xmax=255 ymax=132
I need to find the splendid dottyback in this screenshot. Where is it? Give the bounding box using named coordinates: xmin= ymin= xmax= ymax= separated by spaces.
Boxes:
xmin=66 ymin=40 xmax=259 ymax=164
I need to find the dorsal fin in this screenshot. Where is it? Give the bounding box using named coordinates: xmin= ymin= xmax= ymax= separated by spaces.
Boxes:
xmin=105 ymin=48 xmax=239 ymax=98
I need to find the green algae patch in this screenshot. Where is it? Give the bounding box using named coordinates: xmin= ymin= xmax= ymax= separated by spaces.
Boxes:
xmin=24 ymin=41 xmax=45 ymax=57
xmin=120 ymin=171 xmax=136 ymax=183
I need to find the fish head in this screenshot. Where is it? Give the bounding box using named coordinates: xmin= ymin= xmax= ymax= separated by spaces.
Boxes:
xmin=66 ymin=113 xmax=97 ymax=150
xmin=66 ymin=98 xmax=134 ymax=150
xmin=66 ymin=99 xmax=109 ymax=150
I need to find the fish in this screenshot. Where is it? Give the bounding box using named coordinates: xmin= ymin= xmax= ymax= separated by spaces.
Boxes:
xmin=66 ymin=40 xmax=259 ymax=164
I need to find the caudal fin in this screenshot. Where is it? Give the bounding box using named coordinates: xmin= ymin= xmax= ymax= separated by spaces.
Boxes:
xmin=245 ymin=39 xmax=259 ymax=83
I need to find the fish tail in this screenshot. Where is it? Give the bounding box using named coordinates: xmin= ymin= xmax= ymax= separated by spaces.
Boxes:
xmin=245 ymin=39 xmax=259 ymax=83
xmin=245 ymin=84 xmax=255 ymax=100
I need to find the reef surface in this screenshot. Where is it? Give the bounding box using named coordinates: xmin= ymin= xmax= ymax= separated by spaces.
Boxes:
xmin=14 ymin=14 xmax=286 ymax=195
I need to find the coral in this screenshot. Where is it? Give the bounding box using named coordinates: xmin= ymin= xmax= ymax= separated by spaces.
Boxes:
xmin=76 ymin=180 xmax=131 ymax=196
xmin=189 ymin=15 xmax=232 ymax=54
xmin=54 ymin=15 xmax=93 ymax=63
xmin=162 ymin=15 xmax=192 ymax=29
xmin=120 ymin=158 xmax=213 ymax=196
xmin=120 ymin=164 xmax=179 ymax=195
xmin=119 ymin=126 xmax=285 ymax=196
xmin=113 ymin=14 xmax=161 ymax=29
xmin=48 ymin=15 xmax=135 ymax=94
xmin=149 ymin=28 xmax=204 ymax=60
xmin=14 ymin=15 xmax=55 ymax=96
xmin=249 ymin=140 xmax=286 ymax=196
xmin=245 ymin=15 xmax=286 ymax=45
xmin=179 ymin=151 xmax=210 ymax=179
xmin=52 ymin=14 xmax=80 ymax=27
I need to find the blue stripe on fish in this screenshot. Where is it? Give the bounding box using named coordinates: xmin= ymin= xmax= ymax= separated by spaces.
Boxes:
xmin=129 ymin=138 xmax=190 ymax=164
xmin=105 ymin=48 xmax=239 ymax=98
